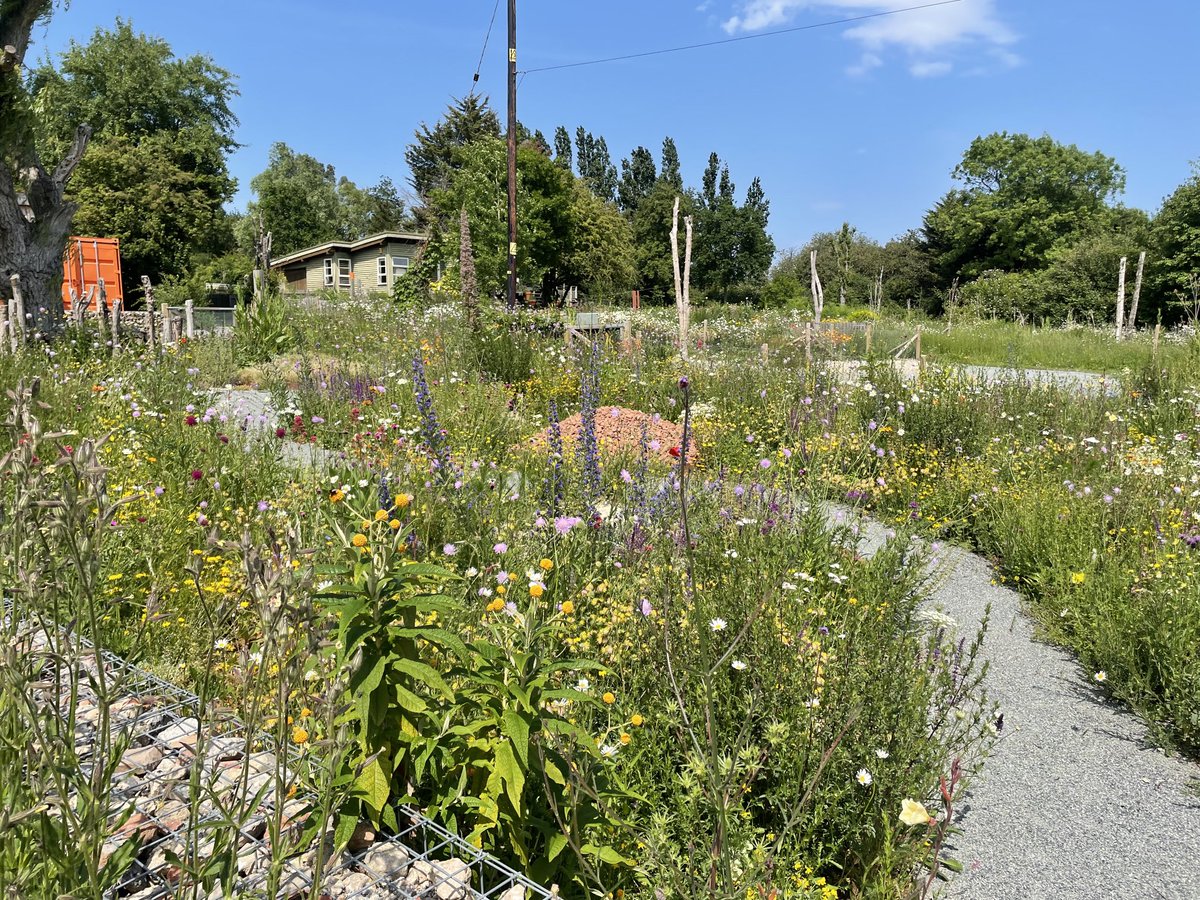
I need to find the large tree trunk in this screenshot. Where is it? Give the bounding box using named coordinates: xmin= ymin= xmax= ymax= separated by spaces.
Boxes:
xmin=1 ymin=1 xmax=91 ymax=336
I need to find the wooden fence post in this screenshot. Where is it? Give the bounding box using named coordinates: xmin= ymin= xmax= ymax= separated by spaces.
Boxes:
xmin=160 ymin=302 xmax=171 ymax=347
xmin=1115 ymin=256 xmax=1127 ymax=340
xmin=142 ymin=276 xmax=156 ymax=352
xmin=1129 ymin=251 xmax=1146 ymax=331
xmin=0 ymin=291 xmax=9 ymax=354
xmin=915 ymin=326 xmax=922 ymax=362
xmin=184 ymin=298 xmax=195 ymax=339
xmin=110 ymin=295 xmax=122 ymax=350
xmin=804 ymin=321 xmax=813 ymax=365
xmin=1153 ymin=323 xmax=1161 ymax=357
xmin=9 ymin=274 xmax=26 ymax=345
xmin=6 ymin=299 xmax=16 ymax=352
xmin=865 ymin=322 xmax=873 ymax=357
xmin=95 ymin=279 xmax=108 ymax=343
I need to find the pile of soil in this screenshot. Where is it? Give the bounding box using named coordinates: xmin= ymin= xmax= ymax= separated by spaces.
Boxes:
xmin=529 ymin=406 xmax=699 ymax=466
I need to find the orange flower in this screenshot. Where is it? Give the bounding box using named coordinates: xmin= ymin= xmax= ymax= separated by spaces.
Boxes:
xmin=560 ymin=600 xmax=575 ymax=615
xmin=602 ymin=691 xmax=615 ymax=705
xmin=351 ymin=533 xmax=368 ymax=548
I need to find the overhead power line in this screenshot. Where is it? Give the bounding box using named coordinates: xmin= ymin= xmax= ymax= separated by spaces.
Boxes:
xmin=519 ymin=0 xmax=963 ymax=75
xmin=468 ymin=0 xmax=502 ymax=94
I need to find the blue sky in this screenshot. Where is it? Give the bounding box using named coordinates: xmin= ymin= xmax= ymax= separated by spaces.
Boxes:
xmin=29 ymin=0 xmax=1200 ymax=253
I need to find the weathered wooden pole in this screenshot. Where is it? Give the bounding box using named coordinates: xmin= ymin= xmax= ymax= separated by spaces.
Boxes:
xmin=865 ymin=322 xmax=873 ymax=357
xmin=915 ymin=326 xmax=923 ymax=362
xmin=0 ymin=290 xmax=9 ymax=354
xmin=184 ymin=298 xmax=195 ymax=339
xmin=160 ymin=302 xmax=171 ymax=347
xmin=1115 ymin=256 xmax=1128 ymax=340
xmin=505 ymin=0 xmax=518 ymax=310
xmin=1129 ymin=251 xmax=1146 ymax=332
xmin=142 ymin=276 xmax=157 ymax=351
xmin=9 ymin=274 xmax=27 ymax=345
xmin=809 ymin=250 xmax=824 ymax=325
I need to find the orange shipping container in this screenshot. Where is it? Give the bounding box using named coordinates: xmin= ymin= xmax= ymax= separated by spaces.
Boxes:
xmin=62 ymin=236 xmax=124 ymax=311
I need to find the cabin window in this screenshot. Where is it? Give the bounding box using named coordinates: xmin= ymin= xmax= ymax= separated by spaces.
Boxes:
xmin=337 ymin=258 xmax=352 ymax=289
xmin=392 ymin=256 xmax=410 ymax=281
xmin=323 ymin=258 xmax=334 ymax=286
xmin=377 ymin=257 xmax=389 ymax=286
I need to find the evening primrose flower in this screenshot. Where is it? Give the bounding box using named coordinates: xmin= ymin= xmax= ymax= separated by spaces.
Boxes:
xmin=899 ymin=799 xmax=931 ymax=826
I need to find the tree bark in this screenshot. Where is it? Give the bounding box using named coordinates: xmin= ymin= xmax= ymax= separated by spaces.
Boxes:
xmin=1115 ymin=256 xmax=1127 ymax=340
xmin=1 ymin=2 xmax=92 ymax=336
xmin=1129 ymin=251 xmax=1146 ymax=331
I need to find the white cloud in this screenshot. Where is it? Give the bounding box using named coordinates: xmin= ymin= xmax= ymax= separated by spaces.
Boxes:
xmin=909 ymin=59 xmax=952 ymax=77
xmin=721 ymin=1 xmax=1018 ymax=75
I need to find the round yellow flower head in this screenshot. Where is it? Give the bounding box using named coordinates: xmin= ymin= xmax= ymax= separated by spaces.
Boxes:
xmin=560 ymin=600 xmax=575 ymax=615
xmin=602 ymin=691 xmax=616 ymax=705
xmin=351 ymin=533 xmax=368 ymax=548
xmin=630 ymin=714 xmax=644 ymax=727
xmin=375 ymin=509 xmax=388 ymax=521
xmin=529 ymin=583 xmax=545 ymax=598
xmin=291 ymin=726 xmax=309 ymax=745
xmin=540 ymin=558 xmax=554 ymax=571
xmin=389 ymin=519 xmax=401 ymax=530
xmin=395 ymin=493 xmax=412 ymax=509
xmin=619 ymin=732 xmax=631 ymax=745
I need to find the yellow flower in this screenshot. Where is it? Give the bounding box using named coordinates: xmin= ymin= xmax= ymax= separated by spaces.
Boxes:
xmin=375 ymin=509 xmax=388 ymax=521
xmin=389 ymin=519 xmax=401 ymax=530
xmin=291 ymin=726 xmax=309 ymax=745
xmin=560 ymin=600 xmax=575 ymax=615
xmin=529 ymin=583 xmax=545 ymax=598
xmin=619 ymin=732 xmax=631 ymax=745
xmin=330 ymin=490 xmax=345 ymax=503
xmin=300 ymin=707 xmax=312 ymax=718
xmin=497 ymin=585 xmax=506 ymax=596
xmin=1071 ymin=572 xmax=1086 ymax=584
xmin=602 ymin=691 xmax=616 ymax=705
xmin=395 ymin=493 xmax=412 ymax=509
xmin=540 ymin=558 xmax=554 ymax=571
xmin=899 ymin=798 xmax=931 ymax=826
xmin=351 ymin=534 xmax=368 ymax=548
xmin=630 ymin=714 xmax=644 ymax=727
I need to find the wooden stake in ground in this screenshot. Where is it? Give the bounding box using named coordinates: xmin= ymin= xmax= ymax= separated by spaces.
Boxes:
xmin=184 ymin=298 xmax=195 ymax=340
xmin=9 ymin=274 xmax=26 ymax=344
xmin=1129 ymin=251 xmax=1146 ymax=332
xmin=809 ymin=250 xmax=824 ymax=325
xmin=1115 ymin=256 xmax=1127 ymax=340
xmin=0 ymin=288 xmax=9 ymax=354
xmin=95 ymin=279 xmax=108 ymax=343
xmin=160 ymin=301 xmax=171 ymax=346
xmin=142 ymin=276 xmax=156 ymax=351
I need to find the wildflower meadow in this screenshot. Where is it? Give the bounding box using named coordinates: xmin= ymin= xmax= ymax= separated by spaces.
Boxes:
xmin=2 ymin=294 xmax=1198 ymax=900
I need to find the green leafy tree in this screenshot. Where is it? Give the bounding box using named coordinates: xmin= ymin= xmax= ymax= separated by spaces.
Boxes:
xmin=565 ymin=179 xmax=635 ymax=300
xmin=337 ymin=175 xmax=409 ymax=239
xmin=693 ymin=155 xmax=774 ymax=300
xmin=28 ymin=18 xmax=238 ymax=296
xmin=660 ymin=137 xmax=682 ymax=190
xmin=922 ymin=132 xmax=1126 ymax=281
xmin=574 ymin=128 xmax=617 ymax=203
xmin=552 ymin=126 xmax=572 ymax=170
xmin=617 ymin=146 xmax=657 ymax=214
xmin=405 ymin=95 xmax=501 ymax=202
xmin=244 ymin=143 xmax=340 ymax=256
xmin=1152 ymin=163 xmax=1200 ymax=316
xmin=428 ymin=137 xmax=573 ymax=296
xmin=630 ymin=180 xmax=695 ymax=303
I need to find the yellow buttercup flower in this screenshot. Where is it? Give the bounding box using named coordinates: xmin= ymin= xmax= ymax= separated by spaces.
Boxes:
xmin=1071 ymin=572 xmax=1086 ymax=584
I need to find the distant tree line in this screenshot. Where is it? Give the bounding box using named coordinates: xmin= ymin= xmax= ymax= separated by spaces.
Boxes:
xmin=772 ymin=132 xmax=1200 ymax=326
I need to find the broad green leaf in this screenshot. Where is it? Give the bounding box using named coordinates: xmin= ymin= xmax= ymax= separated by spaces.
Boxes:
xmin=394 ymin=684 xmax=428 ymax=713
xmin=546 ymin=831 xmax=569 ymax=862
xmin=391 ymin=658 xmax=452 ymax=698
xmin=500 ymin=709 xmax=531 ymax=769
xmin=493 ymin=740 xmax=525 ymax=812
xmin=353 ymin=755 xmax=392 ymax=813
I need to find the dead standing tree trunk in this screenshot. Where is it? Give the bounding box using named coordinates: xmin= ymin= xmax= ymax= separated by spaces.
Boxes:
xmin=1129 ymin=251 xmax=1146 ymax=332
xmin=670 ymin=196 xmax=693 ymax=361
xmin=810 ymin=249 xmax=825 ymax=325
xmin=1115 ymin=256 xmax=1127 ymax=340
xmin=1 ymin=5 xmax=92 ymax=335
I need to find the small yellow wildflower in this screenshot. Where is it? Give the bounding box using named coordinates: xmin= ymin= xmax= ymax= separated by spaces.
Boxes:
xmin=899 ymin=798 xmax=931 ymax=826
xmin=351 ymin=534 xmax=368 ymax=548
xmin=560 ymin=600 xmax=575 ymax=614
xmin=375 ymin=509 xmax=388 ymax=521
xmin=540 ymin=558 xmax=554 ymax=571
xmin=1071 ymin=572 xmax=1086 ymax=584
xmin=291 ymin=726 xmax=309 ymax=745
xmin=395 ymin=493 xmax=412 ymax=509
xmin=630 ymin=714 xmax=644 ymax=727
xmin=529 ymin=583 xmax=544 ymax=599
xmin=602 ymin=691 xmax=616 ymax=705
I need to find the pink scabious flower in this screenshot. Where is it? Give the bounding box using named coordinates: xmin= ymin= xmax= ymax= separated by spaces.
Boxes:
xmin=493 ymin=542 xmax=508 ymax=554
xmin=554 ymin=516 xmax=582 ymax=536
xmin=190 ymin=469 xmax=204 ymax=481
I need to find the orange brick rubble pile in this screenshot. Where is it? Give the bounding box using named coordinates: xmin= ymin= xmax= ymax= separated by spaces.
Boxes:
xmin=529 ymin=406 xmax=699 ymax=466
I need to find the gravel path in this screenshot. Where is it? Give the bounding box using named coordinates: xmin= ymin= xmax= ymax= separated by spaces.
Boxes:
xmin=830 ymin=507 xmax=1200 ymax=900
xmin=830 ymin=359 xmax=1120 ymax=395
xmin=210 ymin=387 xmax=344 ymax=470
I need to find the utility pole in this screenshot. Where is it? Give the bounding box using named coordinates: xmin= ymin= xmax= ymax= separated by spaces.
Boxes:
xmin=506 ymin=0 xmax=518 ymax=310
